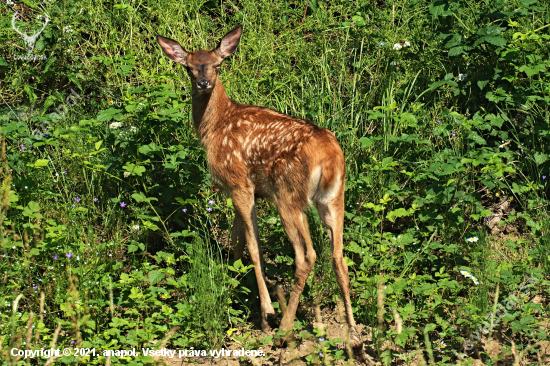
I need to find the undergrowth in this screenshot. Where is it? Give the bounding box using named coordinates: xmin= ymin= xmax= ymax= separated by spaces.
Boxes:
xmin=1 ymin=0 xmax=549 ymax=364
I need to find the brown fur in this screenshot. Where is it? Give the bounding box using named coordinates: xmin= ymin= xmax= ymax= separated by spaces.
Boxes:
xmin=157 ymin=25 xmax=365 ymax=360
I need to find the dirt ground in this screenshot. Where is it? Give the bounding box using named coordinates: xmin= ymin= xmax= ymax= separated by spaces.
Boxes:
xmin=149 ymin=310 xmax=550 ymax=366
xmin=150 ymin=307 xmax=427 ymax=366
xmin=151 ymin=315 xmax=370 ymax=366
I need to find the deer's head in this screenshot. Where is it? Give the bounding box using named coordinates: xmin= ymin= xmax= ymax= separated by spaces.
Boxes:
xmin=157 ymin=25 xmax=242 ymax=94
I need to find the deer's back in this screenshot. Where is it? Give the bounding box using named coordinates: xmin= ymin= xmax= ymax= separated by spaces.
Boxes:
xmin=207 ymin=101 xmax=344 ymax=207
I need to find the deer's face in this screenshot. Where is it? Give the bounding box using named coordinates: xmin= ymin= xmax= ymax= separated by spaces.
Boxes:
xmin=182 ymin=51 xmax=223 ymax=92
xmin=157 ymin=26 xmax=242 ymax=94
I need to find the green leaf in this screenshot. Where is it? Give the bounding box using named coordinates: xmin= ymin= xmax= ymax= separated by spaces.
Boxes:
xmin=132 ymin=193 xmax=147 ymax=203
xmin=165 ymin=277 xmax=178 ymax=287
xmin=477 ymin=80 xmax=490 ymax=90
xmin=444 ymin=34 xmax=461 ymax=49
xmin=28 ymin=201 xmax=40 ymax=212
xmin=138 ymin=143 xmax=159 ymax=155
xmin=448 ymin=46 xmax=464 ymax=56
xmin=96 ymin=108 xmax=123 ymax=122
xmin=123 ymin=163 xmax=146 ymax=176
xmin=148 ymin=270 xmax=164 ymax=286
xmin=519 ymin=64 xmax=546 ymax=77
xmin=24 ymin=85 xmax=37 ymax=104
xmin=117 ymin=64 xmax=134 ymax=75
xmin=428 ymin=80 xmax=446 ymax=90
xmin=41 ymin=95 xmax=57 ymax=116
xmin=95 ymin=140 xmax=103 ymax=150
xmin=424 ymin=323 xmax=437 ymax=332
xmin=67 ymin=73 xmax=83 ymax=91
xmin=387 ymin=208 xmax=411 ymax=223
xmin=534 ymin=152 xmax=548 ymax=165
xmin=520 ymin=0 xmax=537 ymax=5
xmin=469 ymin=132 xmax=487 ymax=145
xmin=345 ymin=241 xmax=364 ymax=254
xmin=43 ymin=57 xmax=57 ymax=73
xmin=113 ymin=4 xmax=131 ymax=9
xmin=481 ymin=209 xmax=493 ymax=217
xmin=359 ymin=137 xmax=374 ymax=147
xmin=484 ymin=36 xmax=506 ymax=47
xmin=128 ymin=245 xmax=138 ymax=253
xmin=429 ymin=0 xmax=448 ymax=17
xmin=398 ymin=112 xmax=417 ymax=125
xmin=33 ymin=159 xmax=50 ymax=167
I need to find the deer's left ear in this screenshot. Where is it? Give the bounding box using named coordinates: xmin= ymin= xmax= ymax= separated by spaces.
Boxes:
xmin=215 ymin=25 xmax=243 ymax=58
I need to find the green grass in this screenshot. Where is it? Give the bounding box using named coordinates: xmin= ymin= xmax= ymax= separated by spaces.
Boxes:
xmin=1 ymin=0 xmax=550 ymax=364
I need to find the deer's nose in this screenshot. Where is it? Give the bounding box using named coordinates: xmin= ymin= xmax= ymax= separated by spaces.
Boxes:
xmin=197 ymin=80 xmax=209 ymax=89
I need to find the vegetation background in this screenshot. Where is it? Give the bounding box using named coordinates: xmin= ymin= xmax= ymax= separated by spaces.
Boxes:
xmin=0 ymin=0 xmax=549 ymax=364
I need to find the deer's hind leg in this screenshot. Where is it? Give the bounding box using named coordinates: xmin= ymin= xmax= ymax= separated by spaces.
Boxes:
xmin=273 ymin=195 xmax=316 ymax=342
xmin=315 ymin=181 xmax=365 ymax=360
xmin=232 ymin=212 xmax=246 ymax=261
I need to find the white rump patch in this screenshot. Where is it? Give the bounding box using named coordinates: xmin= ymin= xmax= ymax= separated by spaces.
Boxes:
xmin=308 ymin=166 xmax=322 ymax=205
xmin=318 ymin=175 xmax=340 ymax=206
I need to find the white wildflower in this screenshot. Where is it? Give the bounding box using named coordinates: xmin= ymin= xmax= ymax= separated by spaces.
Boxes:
xmin=460 ymin=270 xmax=471 ymax=278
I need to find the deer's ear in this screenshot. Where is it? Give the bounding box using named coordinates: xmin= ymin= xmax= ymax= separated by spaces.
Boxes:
xmin=216 ymin=25 xmax=242 ymax=58
xmin=157 ymin=35 xmax=188 ymax=66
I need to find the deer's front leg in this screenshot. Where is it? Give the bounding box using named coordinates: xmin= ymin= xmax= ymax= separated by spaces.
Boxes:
xmin=231 ymin=189 xmax=275 ymax=331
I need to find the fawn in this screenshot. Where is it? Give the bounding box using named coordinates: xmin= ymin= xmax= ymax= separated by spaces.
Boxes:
xmin=157 ymin=25 xmax=364 ymax=359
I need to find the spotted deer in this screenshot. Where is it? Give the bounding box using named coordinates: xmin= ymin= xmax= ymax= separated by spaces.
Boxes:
xmin=157 ymin=25 xmax=364 ymax=359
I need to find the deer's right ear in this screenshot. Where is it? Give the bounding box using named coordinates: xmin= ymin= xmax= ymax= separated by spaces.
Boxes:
xmin=157 ymin=35 xmax=188 ymax=66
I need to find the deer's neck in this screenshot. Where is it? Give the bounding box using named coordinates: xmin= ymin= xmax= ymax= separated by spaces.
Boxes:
xmin=191 ymin=77 xmax=231 ymax=147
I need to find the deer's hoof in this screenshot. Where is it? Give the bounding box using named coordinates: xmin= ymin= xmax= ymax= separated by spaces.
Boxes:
xmin=261 ymin=319 xmax=272 ymax=332
xmin=274 ymin=331 xmax=295 ymax=348
xmin=274 ymin=337 xmax=285 ymax=348
xmin=261 ymin=313 xmax=276 ymax=332
xmin=351 ymin=328 xmax=367 ymax=362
